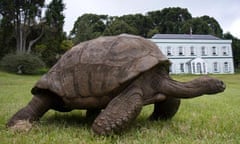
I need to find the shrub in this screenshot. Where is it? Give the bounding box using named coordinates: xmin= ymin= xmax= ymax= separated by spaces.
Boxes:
xmin=0 ymin=53 xmax=46 ymax=74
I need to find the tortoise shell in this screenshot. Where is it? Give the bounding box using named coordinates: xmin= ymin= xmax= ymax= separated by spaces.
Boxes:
xmin=32 ymin=34 xmax=168 ymax=98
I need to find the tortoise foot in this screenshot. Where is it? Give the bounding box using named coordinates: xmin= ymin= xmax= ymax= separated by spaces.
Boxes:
xmin=8 ymin=120 xmax=33 ymax=132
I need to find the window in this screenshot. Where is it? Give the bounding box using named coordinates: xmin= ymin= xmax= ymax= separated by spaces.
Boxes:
xmin=222 ymin=46 xmax=228 ymax=55
xmin=212 ymin=46 xmax=217 ymax=55
xmin=192 ymin=63 xmax=195 ymax=73
xmin=190 ymin=46 xmax=195 ymax=55
xmin=179 ymin=46 xmax=184 ymax=56
xmin=224 ymin=62 xmax=229 ymax=73
xmin=167 ymin=46 xmax=172 ymax=56
xmin=213 ymin=62 xmax=218 ymax=72
xmin=180 ymin=63 xmax=184 ymax=72
xmin=203 ymin=63 xmax=206 ymax=73
xmin=201 ymin=46 xmax=206 ymax=56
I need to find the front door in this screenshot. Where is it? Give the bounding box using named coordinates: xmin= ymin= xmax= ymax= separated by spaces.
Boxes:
xmin=196 ymin=62 xmax=202 ymax=74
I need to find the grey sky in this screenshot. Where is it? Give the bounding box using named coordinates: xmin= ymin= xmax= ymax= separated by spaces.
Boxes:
xmin=60 ymin=0 xmax=240 ymax=38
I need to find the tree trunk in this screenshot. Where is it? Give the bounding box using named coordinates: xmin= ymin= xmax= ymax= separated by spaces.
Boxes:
xmin=16 ymin=9 xmax=21 ymax=53
xmin=20 ymin=26 xmax=24 ymax=53
xmin=27 ymin=29 xmax=44 ymax=54
xmin=22 ymin=25 xmax=28 ymax=53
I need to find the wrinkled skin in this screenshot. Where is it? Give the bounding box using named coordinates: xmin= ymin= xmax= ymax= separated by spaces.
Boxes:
xmin=6 ymin=35 xmax=225 ymax=135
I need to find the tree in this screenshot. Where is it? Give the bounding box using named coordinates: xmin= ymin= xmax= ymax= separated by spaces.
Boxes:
xmin=45 ymin=0 xmax=65 ymax=33
xmin=200 ymin=15 xmax=223 ymax=37
xmin=147 ymin=27 xmax=159 ymax=38
xmin=0 ymin=15 xmax=15 ymax=57
xmin=34 ymin=0 xmax=66 ymax=66
xmin=147 ymin=7 xmax=192 ymax=34
xmin=181 ymin=17 xmax=210 ymax=34
xmin=0 ymin=0 xmax=45 ymax=54
xmin=223 ymin=33 xmax=240 ymax=68
xmin=181 ymin=16 xmax=223 ymax=37
xmin=118 ymin=14 xmax=152 ymax=37
xmin=70 ymin=14 xmax=107 ymax=44
xmin=103 ymin=18 xmax=138 ymax=36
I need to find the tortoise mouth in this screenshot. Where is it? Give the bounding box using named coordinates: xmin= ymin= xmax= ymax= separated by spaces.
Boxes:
xmin=216 ymin=80 xmax=226 ymax=92
xmin=203 ymin=78 xmax=226 ymax=94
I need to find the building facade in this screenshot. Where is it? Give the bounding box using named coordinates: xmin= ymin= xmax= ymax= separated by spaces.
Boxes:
xmin=150 ymin=34 xmax=234 ymax=74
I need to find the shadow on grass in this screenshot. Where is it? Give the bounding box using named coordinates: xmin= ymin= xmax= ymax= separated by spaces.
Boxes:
xmin=41 ymin=110 xmax=94 ymax=128
xmin=38 ymin=109 xmax=174 ymax=136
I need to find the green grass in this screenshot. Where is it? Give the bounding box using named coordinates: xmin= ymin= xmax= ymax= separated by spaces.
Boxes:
xmin=0 ymin=71 xmax=240 ymax=144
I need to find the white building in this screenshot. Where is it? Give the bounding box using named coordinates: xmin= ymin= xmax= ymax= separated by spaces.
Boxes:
xmin=150 ymin=34 xmax=234 ymax=74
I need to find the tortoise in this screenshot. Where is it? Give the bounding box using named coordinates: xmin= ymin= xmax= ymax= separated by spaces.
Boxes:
xmin=7 ymin=34 xmax=225 ymax=135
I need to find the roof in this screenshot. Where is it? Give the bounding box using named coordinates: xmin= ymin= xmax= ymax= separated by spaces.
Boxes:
xmin=152 ymin=34 xmax=221 ymax=40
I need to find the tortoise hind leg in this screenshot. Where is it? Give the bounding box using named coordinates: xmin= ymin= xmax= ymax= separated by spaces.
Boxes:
xmin=7 ymin=95 xmax=52 ymax=131
xmin=149 ymin=97 xmax=181 ymax=121
xmin=92 ymin=86 xmax=143 ymax=135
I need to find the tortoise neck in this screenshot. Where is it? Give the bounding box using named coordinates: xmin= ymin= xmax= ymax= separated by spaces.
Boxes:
xmin=153 ymin=71 xmax=223 ymax=99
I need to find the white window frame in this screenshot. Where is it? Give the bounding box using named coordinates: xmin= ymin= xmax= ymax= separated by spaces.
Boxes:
xmin=212 ymin=46 xmax=217 ymax=56
xmin=222 ymin=46 xmax=228 ymax=56
xmin=224 ymin=62 xmax=229 ymax=73
xmin=167 ymin=46 xmax=172 ymax=56
xmin=179 ymin=46 xmax=184 ymax=56
xmin=190 ymin=46 xmax=195 ymax=56
xmin=201 ymin=46 xmax=206 ymax=56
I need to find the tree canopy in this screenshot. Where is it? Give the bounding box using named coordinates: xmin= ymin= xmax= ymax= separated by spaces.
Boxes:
xmin=0 ymin=0 xmax=45 ymax=54
xmin=69 ymin=7 xmax=239 ymax=68
xmin=70 ymin=14 xmax=107 ymax=44
xmin=0 ymin=4 xmax=239 ymax=68
xmin=70 ymin=7 xmax=224 ymax=42
xmin=0 ymin=0 xmax=69 ymax=67
xmin=223 ymin=33 xmax=240 ymax=68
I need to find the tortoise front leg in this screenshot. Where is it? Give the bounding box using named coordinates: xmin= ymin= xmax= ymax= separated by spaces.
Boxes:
xmin=7 ymin=95 xmax=52 ymax=131
xmin=92 ymin=86 xmax=143 ymax=135
xmin=149 ymin=97 xmax=181 ymax=121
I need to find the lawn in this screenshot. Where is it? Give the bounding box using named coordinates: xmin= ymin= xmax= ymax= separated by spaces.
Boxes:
xmin=0 ymin=71 xmax=240 ymax=144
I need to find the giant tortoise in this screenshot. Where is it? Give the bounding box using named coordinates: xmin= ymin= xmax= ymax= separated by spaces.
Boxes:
xmin=7 ymin=34 xmax=225 ymax=135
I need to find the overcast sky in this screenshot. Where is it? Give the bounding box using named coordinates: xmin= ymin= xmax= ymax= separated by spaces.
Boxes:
xmin=58 ymin=0 xmax=240 ymax=38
